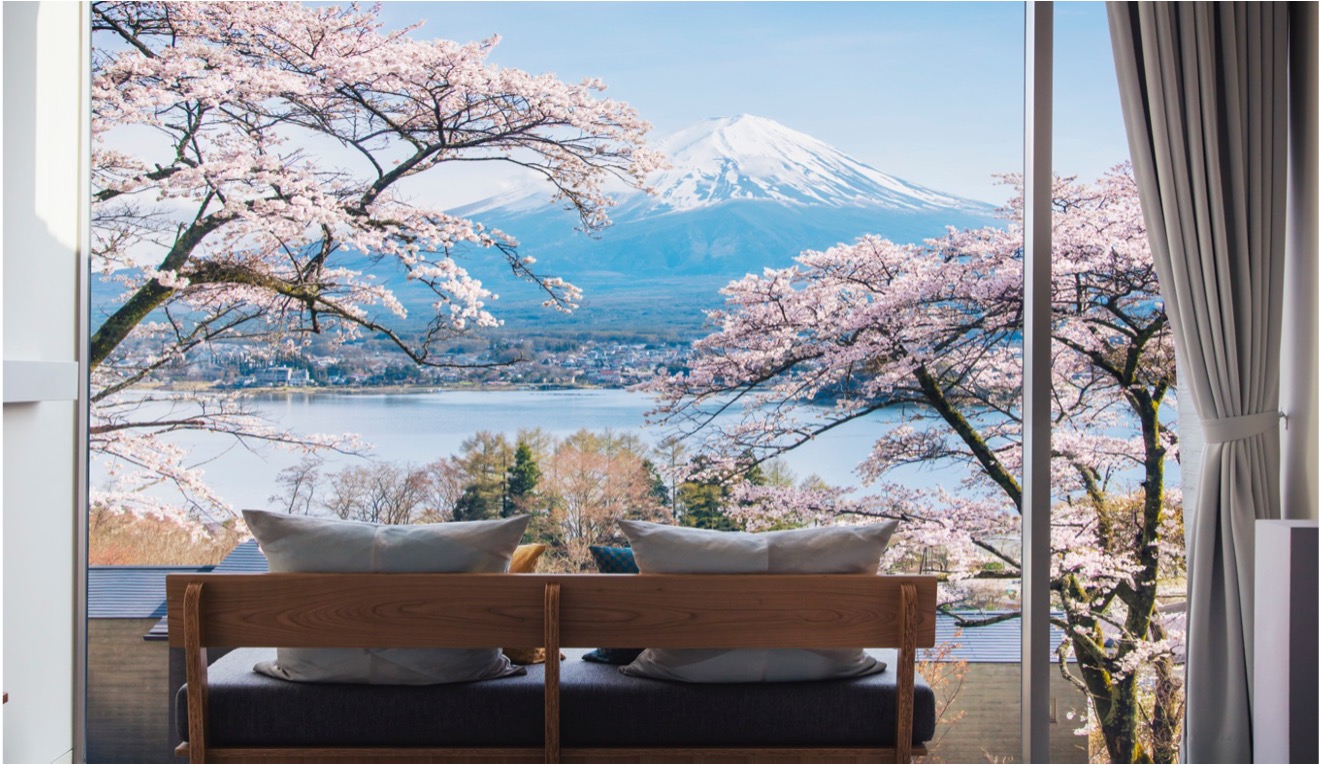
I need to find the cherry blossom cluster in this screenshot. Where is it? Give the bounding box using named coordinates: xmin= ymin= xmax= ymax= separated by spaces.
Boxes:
xmin=649 ymin=168 xmax=1176 ymax=588
xmin=90 ymin=1 xmax=661 ymax=526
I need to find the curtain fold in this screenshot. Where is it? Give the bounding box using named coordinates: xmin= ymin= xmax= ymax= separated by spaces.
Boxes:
xmin=1106 ymin=3 xmax=1289 ymax=762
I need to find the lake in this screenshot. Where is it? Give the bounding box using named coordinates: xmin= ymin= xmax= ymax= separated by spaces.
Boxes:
xmin=120 ymin=388 xmax=969 ymax=515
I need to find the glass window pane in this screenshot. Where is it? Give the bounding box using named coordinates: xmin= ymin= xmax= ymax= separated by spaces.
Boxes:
xmin=1053 ymin=3 xmax=1185 ymax=763
xmin=86 ymin=2 xmax=1030 ymax=761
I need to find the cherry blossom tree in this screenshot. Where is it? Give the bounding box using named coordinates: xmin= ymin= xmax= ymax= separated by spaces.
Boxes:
xmin=90 ymin=2 xmax=660 ymax=525
xmin=649 ymin=168 xmax=1184 ymax=763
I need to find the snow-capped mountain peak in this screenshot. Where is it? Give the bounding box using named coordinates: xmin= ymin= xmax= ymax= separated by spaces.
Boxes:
xmin=635 ymin=114 xmax=980 ymax=213
xmin=453 ymin=115 xmax=989 ymax=219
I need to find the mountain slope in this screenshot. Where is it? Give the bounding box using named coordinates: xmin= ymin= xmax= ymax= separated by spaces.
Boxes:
xmin=448 ymin=115 xmax=999 ymax=324
xmin=96 ymin=116 xmax=1003 ymax=339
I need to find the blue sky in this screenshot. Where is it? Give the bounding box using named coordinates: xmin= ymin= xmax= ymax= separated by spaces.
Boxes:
xmin=377 ymin=1 xmax=1130 ymax=206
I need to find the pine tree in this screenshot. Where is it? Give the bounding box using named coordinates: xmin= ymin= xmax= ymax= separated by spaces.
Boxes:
xmin=677 ymin=478 xmax=738 ymax=530
xmin=452 ymin=484 xmax=492 ymax=521
xmin=456 ymin=431 xmax=513 ymax=518
xmin=505 ymin=442 xmax=542 ymax=517
xmin=641 ymin=459 xmax=670 ymax=510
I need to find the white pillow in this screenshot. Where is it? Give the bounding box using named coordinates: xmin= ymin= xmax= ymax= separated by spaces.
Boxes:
xmin=617 ymin=519 xmax=899 ymax=683
xmin=242 ymin=509 xmax=529 ymax=685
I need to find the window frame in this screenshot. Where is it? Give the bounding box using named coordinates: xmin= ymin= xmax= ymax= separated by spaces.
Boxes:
xmin=70 ymin=3 xmax=1061 ymax=761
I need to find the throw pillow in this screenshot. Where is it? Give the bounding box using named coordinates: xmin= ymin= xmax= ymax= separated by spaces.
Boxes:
xmin=504 ymin=543 xmax=556 ymax=665
xmin=617 ymin=519 xmax=899 ymax=683
xmin=242 ymin=509 xmax=529 ymax=685
xmin=510 ymin=542 xmax=547 ymax=574
xmin=581 ymin=545 xmax=644 ymax=665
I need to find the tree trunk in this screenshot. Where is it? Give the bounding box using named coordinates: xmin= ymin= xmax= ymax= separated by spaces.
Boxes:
xmin=1085 ymin=387 xmax=1173 ymax=764
xmin=1148 ymin=620 xmax=1182 ymax=763
xmin=1102 ymin=674 xmax=1151 ymax=763
xmin=89 ymin=214 xmax=229 ymax=369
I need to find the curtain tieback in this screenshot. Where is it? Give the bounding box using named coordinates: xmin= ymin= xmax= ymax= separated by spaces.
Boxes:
xmin=1201 ymin=410 xmax=1281 ymax=444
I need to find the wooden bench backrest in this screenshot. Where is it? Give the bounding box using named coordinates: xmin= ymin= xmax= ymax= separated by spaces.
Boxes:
xmin=165 ymin=573 xmax=938 ymax=649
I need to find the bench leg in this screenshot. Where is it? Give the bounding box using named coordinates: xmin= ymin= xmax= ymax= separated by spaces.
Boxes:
xmin=544 ymin=583 xmax=561 ymax=764
xmin=895 ymin=582 xmax=916 ymax=764
xmin=183 ymin=582 xmax=210 ymax=764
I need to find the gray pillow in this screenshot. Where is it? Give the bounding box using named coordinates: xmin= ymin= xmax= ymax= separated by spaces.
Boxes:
xmin=617 ymin=519 xmax=899 ymax=683
xmin=242 ymin=509 xmax=529 ymax=685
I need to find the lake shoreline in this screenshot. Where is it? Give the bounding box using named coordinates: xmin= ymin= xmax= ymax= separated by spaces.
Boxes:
xmin=154 ymin=381 xmax=622 ymax=396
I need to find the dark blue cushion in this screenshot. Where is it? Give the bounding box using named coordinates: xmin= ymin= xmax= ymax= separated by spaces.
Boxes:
xmin=178 ymin=648 xmax=543 ymax=747
xmin=588 ymin=545 xmax=637 ymax=574
xmin=582 ymin=647 xmax=644 ymax=665
xmin=585 ymin=546 xmax=643 ymax=664
xmin=179 ymin=648 xmax=937 ymax=748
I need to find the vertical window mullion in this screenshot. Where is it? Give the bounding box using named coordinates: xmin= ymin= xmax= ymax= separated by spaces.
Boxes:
xmin=1023 ymin=2 xmax=1053 ymax=762
xmin=76 ymin=2 xmax=94 ymax=762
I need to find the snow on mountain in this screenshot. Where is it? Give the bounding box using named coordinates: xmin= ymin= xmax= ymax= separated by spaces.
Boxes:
xmin=637 ymin=114 xmax=980 ymax=212
xmin=432 ymin=115 xmax=999 ymax=329
xmin=456 ymin=114 xmax=991 ymax=219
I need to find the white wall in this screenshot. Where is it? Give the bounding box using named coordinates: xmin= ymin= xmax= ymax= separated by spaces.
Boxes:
xmin=1253 ymin=520 xmax=1319 ymax=764
xmin=1282 ymin=2 xmax=1319 ymax=523
xmin=2 ymin=2 xmax=85 ymax=762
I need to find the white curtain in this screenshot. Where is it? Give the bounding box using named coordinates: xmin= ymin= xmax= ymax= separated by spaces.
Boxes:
xmin=1107 ymin=3 xmax=1292 ymax=762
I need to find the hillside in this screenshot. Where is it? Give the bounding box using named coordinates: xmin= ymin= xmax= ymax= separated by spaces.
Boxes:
xmin=441 ymin=115 xmax=1000 ymax=332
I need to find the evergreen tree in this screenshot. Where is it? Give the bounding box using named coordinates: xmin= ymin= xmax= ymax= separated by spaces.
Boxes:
xmin=677 ymin=453 xmax=765 ymax=531
xmin=642 ymin=459 xmax=671 ymax=510
xmin=505 ymin=442 xmax=542 ymax=517
xmin=456 ymin=431 xmax=513 ymax=517
xmin=676 ymin=455 xmax=743 ymax=531
xmin=678 ymin=478 xmax=741 ymax=530
xmin=743 ymin=456 xmax=768 ymax=487
xmin=452 ymin=484 xmax=492 ymax=521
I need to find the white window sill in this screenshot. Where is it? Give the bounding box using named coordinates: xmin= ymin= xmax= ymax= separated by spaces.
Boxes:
xmin=3 ymin=360 xmax=79 ymax=403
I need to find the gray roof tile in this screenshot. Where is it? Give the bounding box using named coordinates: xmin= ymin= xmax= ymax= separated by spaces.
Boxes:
xmin=143 ymin=540 xmax=270 ymax=638
xmin=210 ymin=539 xmax=269 ymax=573
xmin=88 ymin=565 xmax=210 ymax=619
xmin=925 ymin=613 xmax=1070 ymax=664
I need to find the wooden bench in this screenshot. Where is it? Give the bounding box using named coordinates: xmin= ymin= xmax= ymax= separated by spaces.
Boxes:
xmin=166 ymin=572 xmax=938 ymax=763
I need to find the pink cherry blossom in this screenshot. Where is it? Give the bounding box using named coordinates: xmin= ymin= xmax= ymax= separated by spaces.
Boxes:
xmin=90 ymin=1 xmax=660 ymax=525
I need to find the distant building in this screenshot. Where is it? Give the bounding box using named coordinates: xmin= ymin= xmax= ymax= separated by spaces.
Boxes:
xmin=922 ymin=614 xmax=1089 ymax=763
xmin=86 ymin=565 xmax=207 ymax=763
xmin=250 ymin=366 xmax=309 ymax=387
xmin=86 ymin=542 xmax=268 ymax=763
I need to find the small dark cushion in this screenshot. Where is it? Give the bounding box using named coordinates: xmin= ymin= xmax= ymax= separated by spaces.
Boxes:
xmin=178 ymin=648 xmax=937 ymax=748
xmin=585 ymin=546 xmax=643 ymax=664
xmin=588 ymin=545 xmax=638 ymax=574
xmin=582 ymin=647 xmax=644 ymax=665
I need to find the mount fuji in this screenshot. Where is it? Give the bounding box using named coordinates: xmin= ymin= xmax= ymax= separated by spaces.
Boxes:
xmin=435 ymin=115 xmax=998 ymax=330
xmin=463 ymin=114 xmax=988 ymax=218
